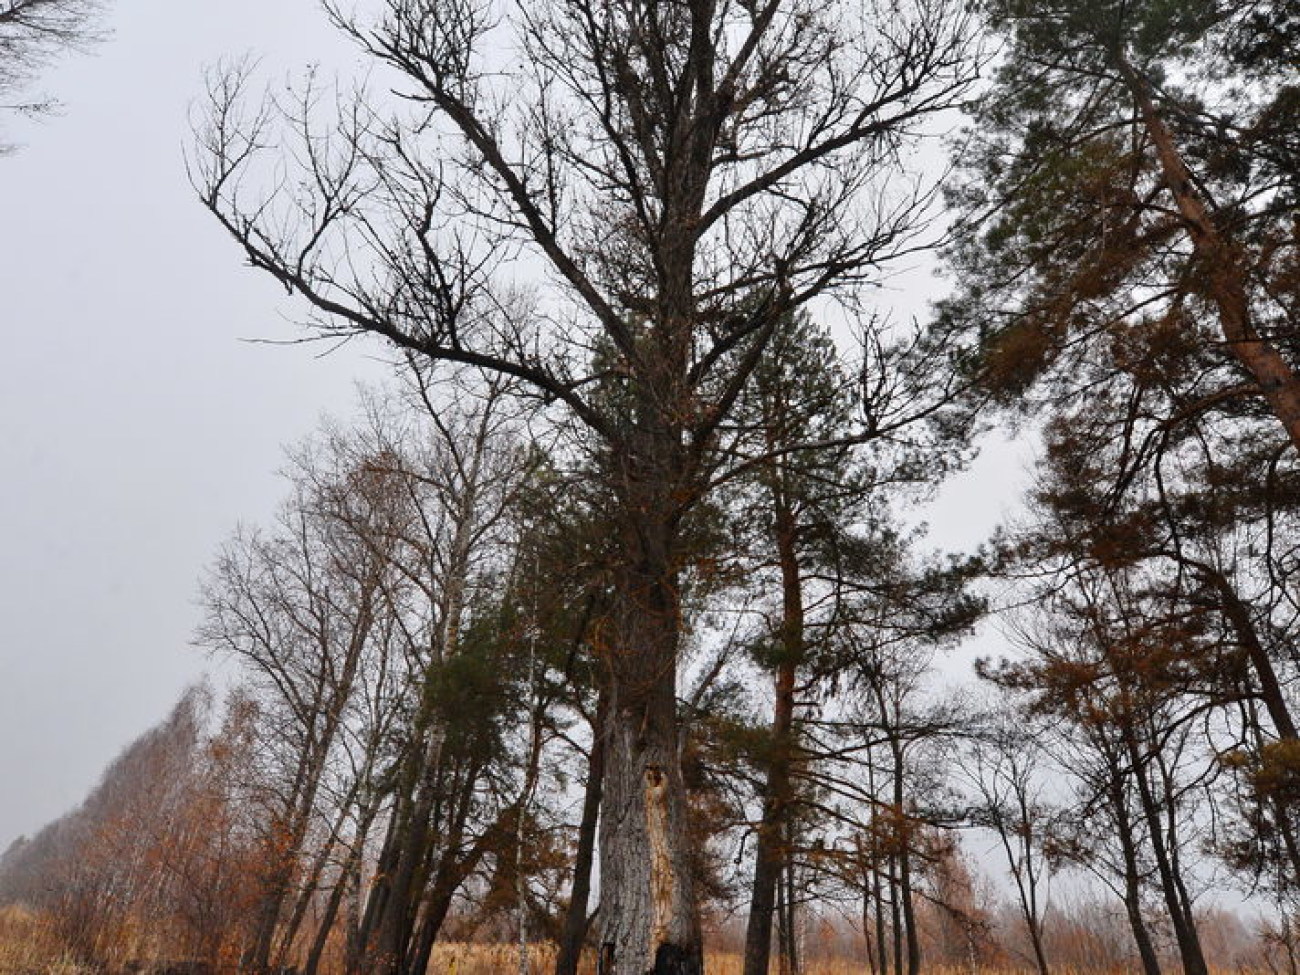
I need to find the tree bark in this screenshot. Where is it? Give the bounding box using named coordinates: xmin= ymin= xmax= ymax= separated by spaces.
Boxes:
xmin=1121 ymin=723 xmax=1208 ymax=975
xmin=599 ymin=690 xmax=702 ymax=974
xmin=898 ymin=833 xmax=920 ymax=975
xmin=861 ymin=882 xmax=877 ymax=975
xmin=743 ymin=504 xmax=803 ymax=975
xmin=782 ymin=835 xmax=799 ymax=975
xmin=368 ymin=748 xmax=443 ymax=974
xmin=304 ymin=812 xmax=375 ymax=975
xmin=1116 ymin=54 xmax=1300 ymax=455
xmin=1111 ymin=783 xmax=1162 ymax=975
xmin=1199 ymin=564 xmax=1300 ymax=741
xmin=888 ymin=737 xmax=920 ymax=975
xmin=556 ymin=691 xmax=608 ymax=975
xmin=889 ymin=853 xmax=902 ymax=975
xmin=597 ymin=480 xmax=703 ymax=975
xmin=873 ymin=860 xmax=888 ymax=975
xmin=351 ymin=802 xmax=399 ymax=974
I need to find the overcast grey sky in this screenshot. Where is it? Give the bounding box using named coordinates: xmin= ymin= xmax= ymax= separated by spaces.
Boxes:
xmin=0 ymin=0 xmax=1029 ymax=852
xmin=0 ymin=0 xmax=390 ymax=850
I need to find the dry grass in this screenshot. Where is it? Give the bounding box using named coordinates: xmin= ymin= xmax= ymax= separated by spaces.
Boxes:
xmin=0 ymin=905 xmax=94 ymax=975
xmin=428 ymin=942 xmax=553 ymax=974
xmin=426 ymin=944 xmax=921 ymax=974
xmin=0 ymin=921 xmax=1275 ymax=975
xmin=425 ymin=946 xmax=1268 ymax=975
xmin=426 ymin=945 xmax=1068 ymax=975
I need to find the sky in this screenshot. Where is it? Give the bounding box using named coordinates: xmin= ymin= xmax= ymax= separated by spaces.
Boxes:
xmin=0 ymin=1 xmax=1031 ymax=852
xmin=0 ymin=0 xmax=389 ymax=849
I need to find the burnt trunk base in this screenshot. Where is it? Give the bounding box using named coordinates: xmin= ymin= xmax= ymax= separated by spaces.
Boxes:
xmin=653 ymin=944 xmax=702 ymax=975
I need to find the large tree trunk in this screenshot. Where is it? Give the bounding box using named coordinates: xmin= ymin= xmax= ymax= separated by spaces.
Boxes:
xmin=887 ymin=736 xmax=920 ymax=975
xmin=351 ymin=803 xmax=400 ymax=973
xmin=774 ymin=865 xmax=791 ymax=975
xmin=599 ymin=703 xmax=701 ymax=973
xmin=407 ymin=846 xmax=481 ymax=975
xmin=597 ymin=492 xmax=703 ymax=975
xmin=888 ymin=854 xmax=902 ymax=975
xmin=599 ymin=673 xmax=702 ymax=974
xmin=781 ymin=838 xmax=799 ymax=975
xmin=897 ymin=827 xmax=920 ymax=975
xmin=866 ymin=768 xmax=889 ymax=975
xmin=744 ymin=754 xmax=792 ymax=975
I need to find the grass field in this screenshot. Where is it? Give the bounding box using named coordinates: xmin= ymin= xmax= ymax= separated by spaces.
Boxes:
xmin=0 ymin=909 xmax=1277 ymax=975
xmin=0 ymin=905 xmax=89 ymax=975
xmin=426 ymin=945 xmax=1009 ymax=975
xmin=0 ymin=924 xmax=998 ymax=975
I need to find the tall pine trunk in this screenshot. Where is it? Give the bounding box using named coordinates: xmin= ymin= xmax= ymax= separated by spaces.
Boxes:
xmin=743 ymin=505 xmax=803 ymax=975
xmin=1117 ymin=55 xmax=1300 ymax=454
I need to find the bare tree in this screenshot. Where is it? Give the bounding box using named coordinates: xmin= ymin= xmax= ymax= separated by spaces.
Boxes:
xmin=192 ymin=3 xmax=979 ymax=969
xmin=196 ymin=377 xmax=547 ymax=975
xmin=0 ymin=0 xmax=103 ymax=146
xmin=964 ymin=708 xmax=1055 ymax=975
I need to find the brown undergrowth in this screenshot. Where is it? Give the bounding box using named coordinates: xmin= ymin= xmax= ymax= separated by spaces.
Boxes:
xmin=0 ymin=915 xmax=1278 ymax=975
xmin=0 ymin=905 xmax=94 ymax=975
